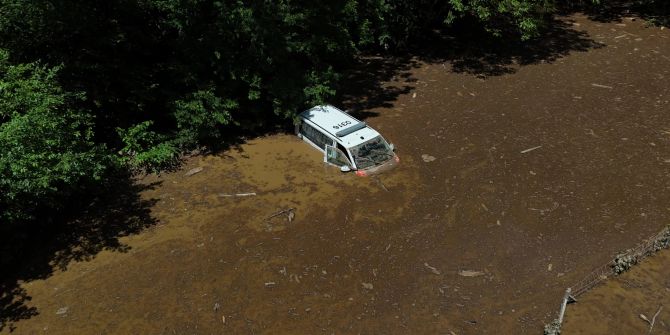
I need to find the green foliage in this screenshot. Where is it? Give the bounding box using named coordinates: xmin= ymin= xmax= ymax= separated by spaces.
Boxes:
xmin=446 ymin=0 xmax=554 ymax=40
xmin=173 ymin=88 xmax=237 ymax=145
xmin=303 ymin=68 xmax=339 ymax=107
xmin=130 ymin=142 xmax=178 ymax=172
xmin=1 ymin=0 xmax=654 ymax=225
xmin=0 ymin=51 xmax=106 ymax=223
xmin=116 ymin=121 xmax=177 ymax=172
xmin=635 ymin=0 xmax=670 ymax=26
xmin=0 ymin=50 xmax=63 ymax=121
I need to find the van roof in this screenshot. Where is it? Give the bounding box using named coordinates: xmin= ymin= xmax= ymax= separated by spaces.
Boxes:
xmin=299 ymin=105 xmax=380 ymax=148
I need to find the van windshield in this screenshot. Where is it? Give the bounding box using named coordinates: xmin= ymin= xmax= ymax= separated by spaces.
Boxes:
xmin=350 ymin=136 xmax=394 ymax=169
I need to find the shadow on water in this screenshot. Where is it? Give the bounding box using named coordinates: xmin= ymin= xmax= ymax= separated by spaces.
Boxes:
xmin=338 ymin=17 xmax=605 ymax=123
xmin=0 ymin=173 xmax=159 ymax=332
xmin=573 ymin=0 xmax=670 ymax=28
xmin=422 ymin=17 xmax=605 ymax=77
xmin=338 ymin=55 xmax=420 ymax=120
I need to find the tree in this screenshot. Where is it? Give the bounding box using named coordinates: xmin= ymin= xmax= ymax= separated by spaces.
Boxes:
xmin=0 ymin=0 xmax=627 ymax=223
xmin=0 ymin=50 xmax=106 ymax=223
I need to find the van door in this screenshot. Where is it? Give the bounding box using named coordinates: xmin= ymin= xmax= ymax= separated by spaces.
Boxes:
xmin=325 ymin=145 xmax=353 ymax=168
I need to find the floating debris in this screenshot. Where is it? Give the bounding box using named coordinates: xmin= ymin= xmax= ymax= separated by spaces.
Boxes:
xmin=424 ymin=262 xmax=441 ymax=275
xmin=184 ymin=167 xmax=204 ymax=176
xmin=520 ymin=145 xmax=542 ymax=154
xmin=458 ymin=270 xmax=485 ymax=277
xmin=591 ymin=83 xmax=613 ymax=89
xmin=218 ymin=192 xmax=256 ymax=197
xmin=421 ymin=154 xmax=436 ymax=162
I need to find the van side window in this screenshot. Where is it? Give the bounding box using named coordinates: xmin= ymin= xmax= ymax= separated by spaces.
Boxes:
xmin=336 ymin=143 xmax=353 ymax=163
xmin=300 ymin=122 xmax=332 ymax=150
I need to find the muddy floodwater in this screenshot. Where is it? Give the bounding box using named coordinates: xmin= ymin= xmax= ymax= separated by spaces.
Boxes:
xmin=4 ymin=14 xmax=670 ymax=335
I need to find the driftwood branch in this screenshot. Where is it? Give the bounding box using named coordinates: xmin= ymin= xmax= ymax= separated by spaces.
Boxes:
xmin=266 ymin=208 xmax=295 ymax=221
xmin=520 ymin=145 xmax=542 ymax=154
xmin=591 ymin=83 xmax=613 ymax=89
xmin=649 ymin=305 xmax=662 ymax=334
xmin=218 ymin=192 xmax=256 ymax=197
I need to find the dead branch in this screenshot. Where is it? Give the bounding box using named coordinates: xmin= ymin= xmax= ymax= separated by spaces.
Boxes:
xmin=266 ymin=208 xmax=295 ymax=221
xmin=218 ymin=192 xmax=256 ymax=197
xmin=520 ymin=145 xmax=542 ymax=154
xmin=649 ymin=305 xmax=663 ymax=334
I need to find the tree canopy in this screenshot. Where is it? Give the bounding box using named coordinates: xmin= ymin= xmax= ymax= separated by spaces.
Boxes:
xmin=0 ymin=0 xmax=666 ymax=224
xmin=0 ymin=50 xmax=106 ymax=223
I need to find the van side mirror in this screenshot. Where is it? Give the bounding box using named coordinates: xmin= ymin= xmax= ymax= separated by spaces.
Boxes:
xmin=340 ymin=165 xmax=351 ymax=173
xmin=389 ymin=143 xmax=395 ymax=151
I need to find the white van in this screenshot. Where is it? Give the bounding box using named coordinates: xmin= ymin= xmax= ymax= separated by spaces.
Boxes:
xmin=296 ymin=105 xmax=399 ymax=176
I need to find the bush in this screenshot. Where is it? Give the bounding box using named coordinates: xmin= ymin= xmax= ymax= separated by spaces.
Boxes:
xmin=0 ymin=51 xmax=107 ymax=223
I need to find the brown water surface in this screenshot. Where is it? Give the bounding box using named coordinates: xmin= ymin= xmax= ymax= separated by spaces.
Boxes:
xmin=3 ymin=13 xmax=670 ymax=335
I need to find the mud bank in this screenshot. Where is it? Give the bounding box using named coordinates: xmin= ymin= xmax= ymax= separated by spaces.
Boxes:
xmin=562 ymin=249 xmax=670 ymax=334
